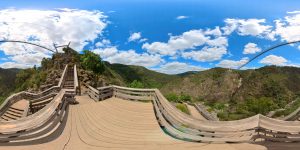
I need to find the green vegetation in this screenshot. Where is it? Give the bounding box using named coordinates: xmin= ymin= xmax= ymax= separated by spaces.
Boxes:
xmin=160 ymin=66 xmax=300 ymax=120
xmin=273 ymin=98 xmax=300 ymax=117
xmin=165 ymin=93 xmax=191 ymax=103
xmin=80 ymin=50 xmax=104 ymax=74
xmin=175 ymin=103 xmax=190 ymax=115
xmin=216 ymin=97 xmax=279 ymax=121
xmin=106 ymin=63 xmax=178 ymax=88
xmin=15 ymin=68 xmax=47 ymax=92
xmin=165 ymin=93 xmax=179 ymax=102
xmin=0 ymin=68 xmax=20 ymax=103
xmin=129 ymin=80 xmax=144 ymax=88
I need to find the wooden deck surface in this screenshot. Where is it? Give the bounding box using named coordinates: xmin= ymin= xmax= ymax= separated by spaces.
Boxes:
xmin=0 ymin=96 xmax=267 ymax=150
xmin=186 ymin=104 xmax=207 ymax=121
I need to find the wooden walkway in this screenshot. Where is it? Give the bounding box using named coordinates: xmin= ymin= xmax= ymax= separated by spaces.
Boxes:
xmin=0 ymin=96 xmax=266 ymax=150
xmin=1 ymin=64 xmax=300 ymax=149
xmin=186 ymin=104 xmax=207 ymax=121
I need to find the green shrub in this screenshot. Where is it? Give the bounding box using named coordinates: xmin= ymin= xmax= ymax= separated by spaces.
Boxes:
xmin=245 ymin=97 xmax=278 ymax=115
xmin=212 ymin=102 xmax=226 ymax=110
xmin=129 ymin=80 xmax=144 ymax=88
xmin=175 ymin=103 xmax=190 ymax=115
xmin=165 ymin=93 xmax=179 ymax=102
xmin=179 ymin=94 xmax=192 ymax=102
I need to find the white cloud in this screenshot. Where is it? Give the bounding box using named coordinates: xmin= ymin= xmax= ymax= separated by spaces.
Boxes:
xmin=128 ymin=32 xmax=142 ymax=42
xmin=298 ymin=45 xmax=300 ymax=50
xmin=154 ymin=62 xmax=205 ymax=74
xmin=274 ymin=11 xmax=300 ymax=42
xmin=11 ymin=52 xmax=50 ymax=65
xmin=260 ymin=55 xmax=288 ymax=66
xmin=0 ymin=8 xmax=107 ymax=68
xmin=287 ymin=11 xmax=300 ymax=14
xmin=93 ymin=46 xmax=118 ymax=58
xmin=204 ymin=26 xmax=222 ymax=37
xmin=139 ymin=38 xmax=148 ymax=42
xmin=95 ymin=39 xmax=111 ymax=47
xmin=176 ymin=16 xmax=189 ymax=20
xmin=143 ymin=29 xmax=215 ymax=56
xmin=206 ymin=36 xmax=228 ymax=47
xmin=105 ymin=50 xmax=163 ymax=67
xmin=0 ymin=62 xmax=32 ymax=69
xmin=142 ymin=28 xmax=228 ymax=60
xmin=94 ymin=46 xmax=163 ymax=67
xmin=216 ymin=57 xmax=249 ymax=69
xmin=222 ymin=18 xmax=274 ymax=40
xmin=182 ymin=46 xmax=227 ymax=62
xmin=243 ymin=43 xmax=262 ymax=54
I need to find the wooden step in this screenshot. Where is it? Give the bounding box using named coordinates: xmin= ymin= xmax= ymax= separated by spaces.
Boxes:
xmin=7 ymin=108 xmax=23 ymax=115
xmin=3 ymin=113 xmax=19 ymax=120
xmin=31 ymin=98 xmax=52 ymax=106
xmin=0 ymin=116 xmax=9 ymax=121
xmin=1 ymin=115 xmax=12 ymax=121
xmin=9 ymin=107 xmax=23 ymax=112
xmin=5 ymin=111 xmax=22 ymax=118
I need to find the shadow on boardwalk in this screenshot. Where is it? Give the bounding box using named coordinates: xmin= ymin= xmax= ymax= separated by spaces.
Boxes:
xmin=258 ymin=142 xmax=300 ymax=150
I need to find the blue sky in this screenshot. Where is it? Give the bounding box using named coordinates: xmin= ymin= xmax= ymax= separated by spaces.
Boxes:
xmin=0 ymin=0 xmax=299 ymax=74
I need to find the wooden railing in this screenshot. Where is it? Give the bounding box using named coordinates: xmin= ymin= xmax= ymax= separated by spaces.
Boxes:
xmin=74 ymin=65 xmax=80 ymax=95
xmin=194 ymin=103 xmax=219 ymax=121
xmin=83 ymin=83 xmax=113 ymax=101
xmin=0 ymin=65 xmax=69 ymax=117
xmin=112 ymin=85 xmax=154 ymax=101
xmin=86 ymin=84 xmax=300 ymax=142
xmin=0 ymin=64 xmax=77 ymax=143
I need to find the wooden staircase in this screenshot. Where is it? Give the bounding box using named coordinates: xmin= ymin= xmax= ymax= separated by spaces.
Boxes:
xmin=0 ymin=100 xmax=29 ymax=121
xmin=63 ymin=66 xmax=74 ymax=90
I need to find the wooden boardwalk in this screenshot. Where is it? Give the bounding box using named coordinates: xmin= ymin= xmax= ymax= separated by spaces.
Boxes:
xmin=186 ymin=104 xmax=207 ymax=121
xmin=0 ymin=96 xmax=266 ymax=150
xmin=0 ymin=64 xmax=300 ymax=149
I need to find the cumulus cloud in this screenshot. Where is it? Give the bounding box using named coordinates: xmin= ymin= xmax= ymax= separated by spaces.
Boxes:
xmin=143 ymin=30 xmax=209 ymax=56
xmin=93 ymin=46 xmax=163 ymax=67
xmin=154 ymin=62 xmax=205 ymax=74
xmin=142 ymin=29 xmax=228 ymax=61
xmin=176 ymin=16 xmax=189 ymax=20
xmin=95 ymin=39 xmax=111 ymax=48
xmin=105 ymin=50 xmax=163 ymax=67
xmin=260 ymin=55 xmax=288 ymax=66
xmin=243 ymin=43 xmax=262 ymax=54
xmin=274 ymin=11 xmax=300 ymax=42
xmin=182 ymin=46 xmax=227 ymax=62
xmin=222 ymin=18 xmax=274 ymax=40
xmin=216 ymin=57 xmax=249 ymax=69
xmin=204 ymin=26 xmax=222 ymax=37
xmin=128 ymin=32 xmax=142 ymax=42
xmin=0 ymin=8 xmax=107 ymax=68
xmin=0 ymin=62 xmax=32 ymax=69
xmin=93 ymin=46 xmax=118 ymax=58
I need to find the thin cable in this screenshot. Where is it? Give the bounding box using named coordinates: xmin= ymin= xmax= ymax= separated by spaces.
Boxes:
xmin=238 ymin=40 xmax=300 ymax=69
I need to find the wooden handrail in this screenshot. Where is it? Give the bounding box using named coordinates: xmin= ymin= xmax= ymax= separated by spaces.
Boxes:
xmin=73 ymin=65 xmax=80 ymax=95
xmin=89 ymin=84 xmax=300 ymax=142
xmin=0 ymin=65 xmax=69 ymax=115
xmin=0 ymin=89 xmax=68 ymax=133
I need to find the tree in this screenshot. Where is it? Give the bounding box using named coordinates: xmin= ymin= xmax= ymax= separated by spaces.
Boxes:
xmin=80 ymin=50 xmax=104 ymax=74
xmin=129 ymin=80 xmax=144 ymax=88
